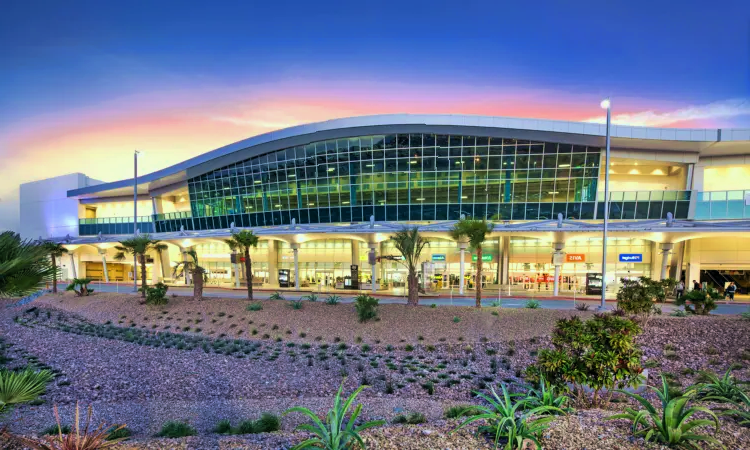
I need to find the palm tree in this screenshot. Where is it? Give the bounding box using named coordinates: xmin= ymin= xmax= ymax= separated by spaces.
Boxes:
xmin=390 ymin=227 xmax=429 ymax=306
xmin=41 ymin=241 xmax=68 ymax=293
xmin=450 ymin=218 xmax=495 ymax=308
xmin=113 ymin=235 xmax=167 ymax=299
xmin=172 ymin=248 xmax=205 ymax=301
xmin=0 ymin=232 xmax=57 ymax=298
xmin=225 ymin=230 xmax=259 ymax=300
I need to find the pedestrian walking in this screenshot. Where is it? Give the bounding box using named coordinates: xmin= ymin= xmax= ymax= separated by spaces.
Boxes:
xmin=726 ymin=282 xmax=737 ymax=302
xmin=675 ymin=280 xmax=685 ymax=300
xmin=692 ymin=280 xmax=701 ymax=291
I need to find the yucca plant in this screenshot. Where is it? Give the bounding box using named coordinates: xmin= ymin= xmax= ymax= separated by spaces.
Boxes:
xmin=524 ymin=376 xmax=571 ymax=414
xmin=7 ymin=402 xmax=127 ymax=449
xmin=607 ymin=375 xmax=721 ymax=448
xmin=0 ymin=368 xmax=53 ymax=415
xmin=452 ymin=383 xmax=561 ymax=450
xmin=284 ymin=381 xmax=384 ymax=449
xmin=325 ymin=295 xmax=341 ymax=305
xmin=303 ymin=293 xmax=319 ymax=302
xmin=696 ymin=370 xmax=746 ymax=403
xmin=269 ymin=291 xmax=285 ymax=300
xmin=720 ymin=390 xmax=750 ymax=426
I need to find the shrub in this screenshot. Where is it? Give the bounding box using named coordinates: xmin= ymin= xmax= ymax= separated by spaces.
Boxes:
xmin=430 ymin=303 xmax=437 ymax=308
xmin=452 ymin=316 xmax=461 ymax=323
xmin=392 ymin=411 xmax=426 ymax=424
xmin=616 ymin=277 xmax=676 ymax=319
xmin=452 ymin=383 xmax=561 ymax=450
xmin=156 ymin=421 xmax=197 ymax=438
xmin=574 ymin=302 xmax=590 ymax=311
xmin=670 ymin=309 xmax=688 ymax=317
xmin=106 ymin=425 xmax=132 ymax=440
xmin=244 ymin=302 xmax=263 ymax=312
xmin=42 ymin=424 xmax=72 ymax=435
xmin=65 ymin=278 xmax=94 ymax=297
xmin=325 ymin=294 xmax=341 ymax=305
xmin=145 ymin=282 xmax=169 ymax=306
xmin=252 ymin=413 xmax=281 ymax=433
xmin=696 ymin=370 xmax=746 ymax=403
xmin=354 ymin=294 xmax=379 ymax=322
xmin=524 ymin=376 xmax=571 ymax=414
xmin=444 ymin=404 xmax=483 ymax=419
xmin=525 ymin=300 xmax=540 ymax=309
xmin=284 ymin=381 xmax=384 ymax=449
xmin=676 ymin=288 xmax=720 ymax=315
xmin=213 ymin=419 xmax=233 ymax=434
xmin=607 ymin=375 xmax=721 ymax=448
xmin=303 ymin=293 xmax=318 ymax=302
xmin=269 ymin=291 xmax=284 ymax=300
xmin=288 ymin=300 xmax=304 ymax=310
xmin=526 ymin=314 xmax=644 ymax=407
xmin=421 ymin=381 xmax=434 ymax=395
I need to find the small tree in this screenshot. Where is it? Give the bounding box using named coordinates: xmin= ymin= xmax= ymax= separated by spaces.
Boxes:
xmin=390 ymin=227 xmax=429 ymax=306
xmin=450 ymin=219 xmax=494 ymax=308
xmin=676 ymin=288 xmax=720 ymax=315
xmin=225 ymin=230 xmax=259 ymax=301
xmin=113 ymin=235 xmax=167 ymax=299
xmin=172 ymin=249 xmax=205 ymax=301
xmin=616 ymin=277 xmax=671 ymax=324
xmin=42 ymin=241 xmax=68 ymax=293
xmin=65 ymin=278 xmax=94 ymax=297
xmin=145 ymin=282 xmax=169 ymax=306
xmin=354 ymin=294 xmax=379 ymax=322
xmin=526 ymin=314 xmax=644 ymax=407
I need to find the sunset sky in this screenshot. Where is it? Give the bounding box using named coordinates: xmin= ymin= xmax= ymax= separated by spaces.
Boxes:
xmin=1 ymin=0 xmax=748 ymax=232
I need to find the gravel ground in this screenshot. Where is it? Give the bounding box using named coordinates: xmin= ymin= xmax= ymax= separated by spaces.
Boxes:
xmin=1 ymin=293 xmax=749 ymax=449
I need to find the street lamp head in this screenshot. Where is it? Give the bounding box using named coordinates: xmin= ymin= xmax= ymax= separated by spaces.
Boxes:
xmin=600 ymin=99 xmax=611 ymax=109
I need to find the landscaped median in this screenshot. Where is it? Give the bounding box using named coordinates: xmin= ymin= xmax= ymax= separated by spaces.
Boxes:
xmin=0 ymin=291 xmax=747 ymax=449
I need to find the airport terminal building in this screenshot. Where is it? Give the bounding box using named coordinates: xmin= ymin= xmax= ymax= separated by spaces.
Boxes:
xmin=19 ymin=114 xmax=750 ymax=295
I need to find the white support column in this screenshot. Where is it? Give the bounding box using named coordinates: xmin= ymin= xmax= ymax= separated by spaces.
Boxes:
xmin=268 ymin=240 xmax=279 ymax=287
xmin=685 ymin=239 xmax=701 ymax=290
xmin=99 ymin=249 xmax=109 ymax=283
xmin=459 ymin=241 xmax=468 ymax=295
xmin=233 ymin=252 xmax=240 ymax=288
xmin=69 ymin=253 xmax=77 ymax=279
xmin=660 ymin=243 xmax=674 ymax=280
xmin=501 ymin=236 xmax=510 ymax=285
xmin=369 ymin=243 xmax=378 ymax=294
xmin=552 ymin=242 xmax=565 ymax=296
xmin=181 ymin=248 xmax=190 ymax=285
xmin=291 ymin=243 xmax=300 ymax=290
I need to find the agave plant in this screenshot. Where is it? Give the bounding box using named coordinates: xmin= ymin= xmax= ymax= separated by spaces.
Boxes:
xmin=607 ymin=375 xmax=721 ymax=448
xmin=0 ymin=368 xmax=53 ymax=415
xmin=696 ymin=370 xmax=746 ymax=403
xmin=284 ymin=381 xmax=384 ymax=449
xmin=720 ymin=390 xmax=750 ymax=426
xmin=524 ymin=376 xmax=571 ymax=414
xmin=452 ymin=383 xmax=561 ymax=450
xmin=5 ymin=402 xmax=127 ymax=449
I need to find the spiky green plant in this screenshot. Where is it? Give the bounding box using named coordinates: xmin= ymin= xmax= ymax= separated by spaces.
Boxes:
xmin=325 ymin=294 xmax=341 ymax=305
xmin=284 ymin=381 xmax=384 ymax=449
xmin=0 ymin=368 xmax=53 ymax=415
xmin=450 ymin=219 xmax=494 ymax=308
xmin=720 ymin=390 xmax=750 ymax=426
xmin=269 ymin=291 xmax=284 ymax=300
xmin=65 ymin=278 xmax=94 ymax=297
xmin=0 ymin=232 xmax=57 ymax=298
xmin=607 ymin=375 xmax=721 ymax=449
xmin=524 ymin=376 xmax=571 ymax=414
xmin=451 ymin=383 xmax=561 ymax=450
xmin=696 ymin=370 xmax=746 ymax=403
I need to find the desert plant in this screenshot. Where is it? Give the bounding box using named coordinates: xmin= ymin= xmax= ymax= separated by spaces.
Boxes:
xmin=696 ymin=370 xmax=746 ymax=403
xmin=325 ymin=294 xmax=341 ymax=305
xmin=114 ymin=235 xmax=167 ymax=299
xmin=524 ymin=299 xmax=540 ymax=309
xmin=269 ymin=291 xmax=285 ymax=300
xmin=670 ymin=309 xmax=689 ymax=317
xmin=145 ymin=282 xmax=169 ymax=306
xmin=616 ymin=277 xmax=677 ymax=320
xmin=390 ymin=227 xmax=429 ymax=306
xmin=105 ymin=425 xmax=132 ymax=440
xmin=526 ymin=314 xmax=644 ymax=407
xmin=0 ymin=232 xmax=57 ymax=297
xmin=719 ymin=390 xmax=750 ymax=426
xmin=303 ymin=293 xmax=319 ymax=302
xmin=607 ymin=375 xmax=721 ymax=448
xmin=524 ymin=376 xmax=571 ymax=414
xmin=574 ymin=302 xmax=590 ymax=311
xmin=8 ymin=403 xmax=127 ymax=449
xmin=41 ymin=241 xmax=68 ymax=294
xmin=0 ymin=367 xmax=53 ymax=415
xmin=289 ymin=300 xmax=304 ymax=310
xmin=214 ymin=419 xmax=233 ymax=434
xmin=65 ymin=278 xmax=94 ymax=297
xmin=392 ymin=411 xmax=426 ymax=424
xmin=156 ymin=421 xmax=196 ymax=438
xmin=246 ymin=302 xmax=263 ymax=311
xmin=225 ymin=230 xmax=260 ymax=300
xmin=450 ymin=219 xmax=494 ymax=308
xmin=676 ymin=288 xmax=721 ymax=315
xmin=452 ymin=383 xmax=561 ymax=450
xmin=354 ymin=294 xmax=379 ymax=322
xmin=171 ymin=249 xmax=205 ymax=301
xmin=284 ymin=380 xmax=384 ymax=449
xmin=444 ymin=404 xmax=483 ymax=419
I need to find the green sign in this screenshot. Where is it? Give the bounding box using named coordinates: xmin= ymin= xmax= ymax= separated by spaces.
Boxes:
xmin=432 ymin=254 xmax=446 ymax=261
xmin=472 ymin=254 xmax=493 ymax=262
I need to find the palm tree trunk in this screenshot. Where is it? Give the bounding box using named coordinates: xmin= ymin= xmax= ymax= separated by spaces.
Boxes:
xmin=139 ymin=253 xmax=147 ymax=298
xmin=244 ymin=249 xmax=253 ymax=300
xmin=407 ymin=268 xmax=419 ymax=306
xmin=475 ymin=247 xmax=483 ymax=308
xmin=193 ymin=268 xmax=204 ymax=301
xmin=51 ymin=254 xmax=57 ymax=293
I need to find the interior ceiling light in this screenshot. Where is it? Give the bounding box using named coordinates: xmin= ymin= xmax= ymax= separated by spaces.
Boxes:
xmin=548 ymin=191 xmax=559 ymax=194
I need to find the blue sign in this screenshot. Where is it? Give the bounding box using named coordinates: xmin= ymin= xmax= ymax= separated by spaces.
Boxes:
xmin=619 ymin=253 xmax=643 ymax=262
xmin=432 ymin=254 xmax=446 ymax=262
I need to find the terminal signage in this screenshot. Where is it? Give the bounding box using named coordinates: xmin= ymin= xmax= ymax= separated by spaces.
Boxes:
xmin=471 ymin=254 xmax=493 ymax=262
xmin=619 ymin=253 xmax=643 ymax=262
xmin=432 ymin=254 xmax=446 ymax=262
xmin=565 ymin=254 xmax=585 ymax=262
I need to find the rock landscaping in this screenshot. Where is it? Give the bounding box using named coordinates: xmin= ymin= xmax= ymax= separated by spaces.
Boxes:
xmin=1 ymin=291 xmax=749 ymax=449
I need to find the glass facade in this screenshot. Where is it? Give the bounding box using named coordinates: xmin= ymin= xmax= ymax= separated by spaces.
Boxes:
xmin=176 ymin=134 xmax=600 ymax=231
xmin=695 ymin=190 xmax=750 ymax=220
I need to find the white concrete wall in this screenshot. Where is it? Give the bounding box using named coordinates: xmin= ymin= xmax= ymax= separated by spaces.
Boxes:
xmin=92 ymin=199 xmax=153 ymax=218
xmin=703 ymin=165 xmax=750 ymax=192
xmin=19 ymin=173 xmax=102 ymax=240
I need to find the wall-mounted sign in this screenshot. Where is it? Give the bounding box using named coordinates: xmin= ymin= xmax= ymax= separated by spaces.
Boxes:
xmin=432 ymin=254 xmax=446 ymax=261
xmin=471 ymin=254 xmax=493 ymax=262
xmin=619 ymin=253 xmax=643 ymax=262
xmin=566 ymin=254 xmax=586 ymax=262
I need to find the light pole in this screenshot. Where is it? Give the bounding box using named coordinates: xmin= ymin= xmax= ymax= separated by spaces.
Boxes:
xmin=133 ymin=150 xmax=140 ymax=293
xmin=599 ymin=99 xmax=611 ymax=310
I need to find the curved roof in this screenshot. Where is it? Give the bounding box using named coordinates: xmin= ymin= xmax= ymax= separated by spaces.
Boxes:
xmin=68 ymin=113 xmax=750 ymax=199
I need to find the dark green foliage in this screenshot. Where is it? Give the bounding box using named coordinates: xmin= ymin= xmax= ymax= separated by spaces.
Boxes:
xmin=214 ymin=419 xmax=233 ymax=434
xmin=526 ymin=314 xmax=644 ymax=407
xmin=524 ymin=376 xmax=571 ymax=414
xmin=525 ymin=300 xmax=541 ymax=309
xmin=325 ymin=294 xmax=341 ymax=305
xmin=354 ymin=294 xmax=379 ymax=322
xmin=145 ymin=283 xmax=169 ymax=305
xmin=106 ymin=425 xmax=132 ymax=440
xmin=444 ymin=404 xmax=483 ymax=419
xmin=303 ymin=293 xmax=318 ymax=302
xmin=676 ymin=288 xmax=721 ymax=315
xmin=246 ymin=302 xmax=263 ymax=311
xmin=696 ymin=370 xmax=746 ymax=403
xmin=616 ymin=277 xmax=676 ymax=318
xmin=392 ymin=412 xmax=426 ymax=424
xmin=156 ymin=421 xmax=197 ymax=438
xmin=41 ymin=424 xmax=71 ymax=435
xmin=269 ymin=291 xmax=284 ymax=300
xmin=288 ymin=300 xmax=304 ymax=310
xmin=0 ymin=232 xmax=57 ymax=297
xmin=65 ymin=278 xmax=95 ymax=297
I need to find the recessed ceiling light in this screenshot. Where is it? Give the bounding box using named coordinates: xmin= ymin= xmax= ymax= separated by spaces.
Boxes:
xmin=342 ymin=201 xmax=350 ymax=205
xmin=558 ymin=164 xmax=570 ymax=168
xmin=416 ymin=198 xmax=425 ymax=201
xmin=308 ymin=203 xmax=315 ymax=206
xmin=548 ymin=191 xmax=559 ymax=194
xmin=461 ymin=196 xmax=468 ymax=199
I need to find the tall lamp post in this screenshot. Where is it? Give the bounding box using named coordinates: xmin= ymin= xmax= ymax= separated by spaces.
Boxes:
xmin=133 ymin=150 xmax=140 ymax=293
xmin=599 ymin=99 xmax=611 ymax=310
